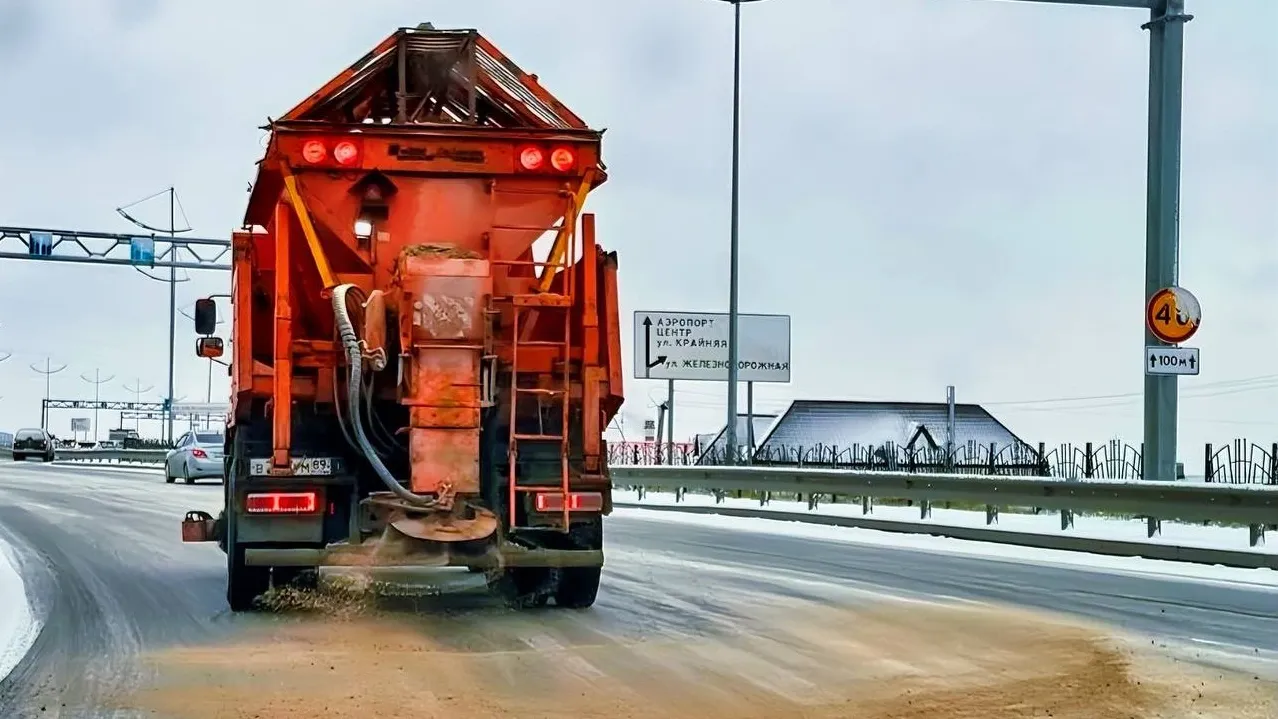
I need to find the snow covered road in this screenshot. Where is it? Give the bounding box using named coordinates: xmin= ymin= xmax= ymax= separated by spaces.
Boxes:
xmin=0 ymin=462 xmax=1274 ymax=718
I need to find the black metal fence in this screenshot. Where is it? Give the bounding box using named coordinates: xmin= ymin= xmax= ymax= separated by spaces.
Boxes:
xmin=607 ymin=439 xmax=1278 ymax=485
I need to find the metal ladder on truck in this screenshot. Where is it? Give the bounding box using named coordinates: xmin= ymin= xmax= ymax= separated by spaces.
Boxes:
xmin=489 ymin=175 xmax=591 ymax=532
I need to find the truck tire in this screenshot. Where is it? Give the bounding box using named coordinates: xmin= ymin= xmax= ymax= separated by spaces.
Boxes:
xmin=223 ymin=434 xmax=270 ymax=611
xmin=554 ymin=566 xmax=601 ymax=608
xmin=553 ymin=520 xmax=603 ymax=608
xmin=492 ymin=567 xmax=554 ymax=609
xmin=273 ymin=567 xmax=319 ymax=591
xmin=227 ymin=546 xmax=271 ymax=612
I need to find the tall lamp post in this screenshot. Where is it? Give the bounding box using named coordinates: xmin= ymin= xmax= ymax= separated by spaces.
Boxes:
xmin=81 ymin=368 xmax=115 ymax=443
xmin=713 ymin=0 xmax=767 ymax=464
xmin=30 ymin=357 xmax=67 ymax=431
xmin=123 ymin=379 xmax=154 ymax=432
xmin=117 ymin=186 xmax=194 ymax=445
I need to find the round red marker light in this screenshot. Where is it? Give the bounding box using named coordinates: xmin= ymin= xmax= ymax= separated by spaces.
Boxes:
xmin=550 ymin=147 xmax=576 ymax=172
xmin=519 ymin=146 xmax=545 ymax=170
xmin=301 ymin=140 xmax=327 ymax=164
xmin=333 ymin=141 xmax=360 ymax=166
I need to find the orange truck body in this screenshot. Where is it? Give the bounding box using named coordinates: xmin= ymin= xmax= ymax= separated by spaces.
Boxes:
xmin=186 ymin=25 xmax=625 ymax=611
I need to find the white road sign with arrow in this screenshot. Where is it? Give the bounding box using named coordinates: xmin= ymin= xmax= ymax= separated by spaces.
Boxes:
xmin=633 ymin=310 xmax=791 ymax=383
xmin=1145 ymin=346 xmax=1199 ymax=376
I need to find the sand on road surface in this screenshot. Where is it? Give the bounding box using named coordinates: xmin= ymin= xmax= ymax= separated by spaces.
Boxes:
xmin=114 ymin=581 xmax=1276 ymax=719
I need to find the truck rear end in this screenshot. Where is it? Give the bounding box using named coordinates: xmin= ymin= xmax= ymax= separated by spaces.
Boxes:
xmin=183 ymin=25 xmax=626 ymax=611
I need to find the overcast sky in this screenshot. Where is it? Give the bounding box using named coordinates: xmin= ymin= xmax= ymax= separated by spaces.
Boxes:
xmin=0 ymin=0 xmax=1274 ymax=462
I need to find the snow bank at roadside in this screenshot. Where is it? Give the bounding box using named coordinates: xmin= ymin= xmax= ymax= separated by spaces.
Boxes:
xmin=0 ymin=538 xmax=39 ymax=683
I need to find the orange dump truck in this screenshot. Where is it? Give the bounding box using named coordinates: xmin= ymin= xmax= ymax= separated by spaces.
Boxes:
xmin=182 ymin=24 xmax=625 ymax=611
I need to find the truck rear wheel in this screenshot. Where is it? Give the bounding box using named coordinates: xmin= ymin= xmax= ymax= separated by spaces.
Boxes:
xmin=493 ymin=567 xmax=555 ymax=609
xmin=227 ymin=546 xmax=270 ymax=612
xmin=273 ymin=567 xmax=319 ymax=590
xmin=554 ymin=566 xmax=601 ymax=608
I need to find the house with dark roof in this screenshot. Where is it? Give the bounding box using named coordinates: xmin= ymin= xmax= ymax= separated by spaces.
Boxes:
xmin=693 ymin=413 xmax=778 ymax=464
xmin=692 ymin=400 xmax=1041 ymax=471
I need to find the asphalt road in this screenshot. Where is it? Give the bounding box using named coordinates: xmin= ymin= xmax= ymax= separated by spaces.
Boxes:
xmin=1 ymin=462 xmax=1275 ymax=718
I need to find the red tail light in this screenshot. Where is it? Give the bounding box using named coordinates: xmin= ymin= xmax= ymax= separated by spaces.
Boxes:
xmin=333 ymin=140 xmax=361 ymax=166
xmin=191 ymin=448 xmax=207 ymax=459
xmin=518 ymin=146 xmax=546 ymax=171
xmin=296 ymin=136 xmax=363 ymax=167
xmin=517 ymin=144 xmax=580 ymax=174
xmin=245 ymin=491 xmax=319 ymax=514
xmin=550 ymin=147 xmax=576 ymax=172
xmin=301 ymin=140 xmax=327 ymax=164
xmin=534 ymin=492 xmax=604 ymax=513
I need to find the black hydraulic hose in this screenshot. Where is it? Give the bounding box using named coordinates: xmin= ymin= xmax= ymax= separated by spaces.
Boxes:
xmin=362 ymin=372 xmax=400 ymax=454
xmin=332 ymin=283 xmax=439 ymax=508
xmin=332 ymin=366 xmax=359 ymax=453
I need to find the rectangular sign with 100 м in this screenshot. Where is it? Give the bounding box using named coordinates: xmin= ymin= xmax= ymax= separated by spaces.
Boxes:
xmin=632 ymin=310 xmax=791 ymax=383
xmin=1145 ymin=346 xmax=1200 ymax=376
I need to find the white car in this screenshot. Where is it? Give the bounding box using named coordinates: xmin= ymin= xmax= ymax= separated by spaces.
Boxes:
xmin=164 ymin=431 xmax=225 ymax=484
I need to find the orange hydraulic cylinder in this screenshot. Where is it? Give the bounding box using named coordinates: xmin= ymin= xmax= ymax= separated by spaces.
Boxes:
xmin=271 ymin=202 xmax=293 ymax=469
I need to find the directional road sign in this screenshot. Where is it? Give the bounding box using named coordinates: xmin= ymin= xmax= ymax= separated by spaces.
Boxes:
xmin=1146 ymin=286 xmax=1201 ymax=344
xmin=130 ymin=236 xmax=155 ymax=265
xmin=632 ymin=310 xmax=791 ymax=383
xmin=1146 ymin=346 xmax=1199 ymax=376
xmin=171 ymin=402 xmax=230 ymax=415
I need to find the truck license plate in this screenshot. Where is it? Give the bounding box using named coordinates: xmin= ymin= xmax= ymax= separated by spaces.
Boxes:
xmin=249 ymin=457 xmax=337 ymax=476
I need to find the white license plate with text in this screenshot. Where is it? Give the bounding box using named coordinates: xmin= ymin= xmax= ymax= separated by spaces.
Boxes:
xmin=249 ymin=457 xmax=337 ymax=476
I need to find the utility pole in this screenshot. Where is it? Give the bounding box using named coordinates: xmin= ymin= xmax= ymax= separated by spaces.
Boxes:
xmin=30 ymin=358 xmax=67 ymax=430
xmin=712 ymin=0 xmax=769 ymax=464
xmin=117 ymin=186 xmax=193 ymax=445
xmin=123 ymin=379 xmax=154 ymax=431
xmin=81 ymin=369 xmax=115 ymax=442
xmin=167 ymin=188 xmax=177 ymax=444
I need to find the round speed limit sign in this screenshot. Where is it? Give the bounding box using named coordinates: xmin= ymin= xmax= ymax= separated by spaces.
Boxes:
xmin=1146 ymin=286 xmax=1201 ymax=344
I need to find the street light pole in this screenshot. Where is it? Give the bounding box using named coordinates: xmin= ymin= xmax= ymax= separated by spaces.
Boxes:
xmin=81 ymin=369 xmax=115 ymax=442
xmin=30 ymin=358 xmax=67 ymax=430
xmin=117 ymin=186 xmax=193 ymax=446
xmin=123 ymin=379 xmax=154 ymax=432
xmin=715 ymin=0 xmax=767 ymax=465
xmin=167 ymin=188 xmax=178 ymax=445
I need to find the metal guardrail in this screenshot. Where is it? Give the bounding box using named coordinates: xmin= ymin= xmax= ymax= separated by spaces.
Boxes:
xmin=610 ymin=466 xmax=1278 ymax=524
xmin=41 ymin=451 xmax=1278 ymax=524
xmin=25 ymin=450 xmax=1278 ymax=563
xmin=10 ymin=448 xmax=170 ymax=464
xmin=610 ymin=465 xmax=1278 ymax=549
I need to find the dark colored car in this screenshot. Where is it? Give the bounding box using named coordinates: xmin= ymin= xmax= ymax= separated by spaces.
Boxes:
xmin=12 ymin=428 xmax=55 ymax=462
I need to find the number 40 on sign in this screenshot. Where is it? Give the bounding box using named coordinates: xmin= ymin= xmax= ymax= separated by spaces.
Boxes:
xmin=1144 ymin=286 xmax=1201 ymax=377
